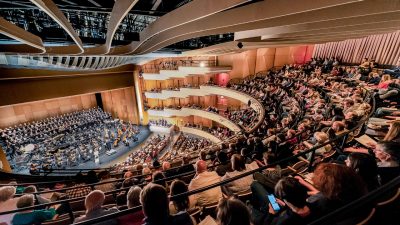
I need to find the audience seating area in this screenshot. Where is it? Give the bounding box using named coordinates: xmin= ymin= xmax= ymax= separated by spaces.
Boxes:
xmin=1 ymin=58 xmax=400 ymax=225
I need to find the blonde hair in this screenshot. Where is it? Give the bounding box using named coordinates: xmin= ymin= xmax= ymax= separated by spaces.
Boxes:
xmin=384 ymin=121 xmax=400 ymax=142
xmin=16 ymin=194 xmax=34 ymax=208
xmin=85 ymin=190 xmax=105 ymax=212
xmin=314 ymin=132 xmax=329 ymax=144
xmin=380 ymin=74 xmax=391 ymax=83
xmin=0 ymin=186 xmax=16 ymax=202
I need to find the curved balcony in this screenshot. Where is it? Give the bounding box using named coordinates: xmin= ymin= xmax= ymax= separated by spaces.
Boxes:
xmin=147 ymin=107 xmax=241 ymax=133
xmin=142 ymin=66 xmax=231 ymax=80
xmin=180 ymin=126 xmax=222 ymax=143
xmin=145 ymin=85 xmax=265 ymax=133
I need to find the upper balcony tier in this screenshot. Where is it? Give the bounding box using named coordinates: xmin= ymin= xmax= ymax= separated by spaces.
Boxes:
xmin=147 ymin=107 xmax=242 ymax=133
xmin=145 ymin=85 xmax=264 ymax=121
xmin=180 ymin=126 xmax=222 ymax=143
xmin=142 ymin=66 xmax=232 ymax=80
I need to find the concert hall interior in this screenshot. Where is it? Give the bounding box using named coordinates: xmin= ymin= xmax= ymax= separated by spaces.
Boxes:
xmin=0 ymin=0 xmax=399 ymax=225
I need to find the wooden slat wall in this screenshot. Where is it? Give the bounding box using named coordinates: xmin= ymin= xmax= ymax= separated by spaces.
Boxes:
xmin=313 ymin=30 xmax=400 ymax=65
xmin=101 ymin=87 xmax=140 ymax=124
xmin=0 ymin=94 xmax=97 ymax=128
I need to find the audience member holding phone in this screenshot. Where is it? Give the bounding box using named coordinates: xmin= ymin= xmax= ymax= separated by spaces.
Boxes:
xmin=250 ymin=177 xmax=316 ymax=225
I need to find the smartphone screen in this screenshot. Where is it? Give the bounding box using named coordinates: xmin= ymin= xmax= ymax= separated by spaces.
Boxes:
xmin=267 ymin=194 xmax=281 ymax=212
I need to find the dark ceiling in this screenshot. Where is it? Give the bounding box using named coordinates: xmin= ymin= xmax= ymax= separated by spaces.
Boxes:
xmin=0 ymin=0 xmax=238 ymax=53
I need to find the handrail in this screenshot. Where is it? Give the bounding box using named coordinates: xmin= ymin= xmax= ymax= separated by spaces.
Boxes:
xmin=0 ymin=93 xmax=375 ymax=217
xmin=3 ymin=71 xmax=375 ymax=193
xmin=309 ymin=176 xmax=400 ymax=225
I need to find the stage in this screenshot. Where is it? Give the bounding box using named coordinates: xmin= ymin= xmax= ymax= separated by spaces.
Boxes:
xmin=14 ymin=126 xmax=152 ymax=174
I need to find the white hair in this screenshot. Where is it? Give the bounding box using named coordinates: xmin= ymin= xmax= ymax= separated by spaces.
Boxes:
xmin=0 ymin=186 xmax=16 ymax=202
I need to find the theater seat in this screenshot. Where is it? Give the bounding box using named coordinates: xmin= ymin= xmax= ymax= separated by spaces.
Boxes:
xmin=42 ymin=217 xmax=71 ymax=225
xmin=200 ymin=202 xmax=219 ymax=220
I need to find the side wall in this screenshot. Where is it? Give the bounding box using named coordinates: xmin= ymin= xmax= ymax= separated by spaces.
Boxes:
xmin=217 ymin=45 xmax=314 ymax=79
xmin=0 ymin=93 xmax=97 ymax=128
xmin=101 ymin=87 xmax=140 ymax=124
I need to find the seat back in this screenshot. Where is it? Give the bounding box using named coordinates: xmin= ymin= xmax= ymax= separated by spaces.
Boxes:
xmin=201 ymin=202 xmax=218 ymax=220
xmin=42 ymin=217 xmax=71 ymax=225
xmin=69 ymin=199 xmax=86 ymax=212
xmin=236 ymin=190 xmax=252 ymax=203
xmin=188 ymin=207 xmax=202 ymax=223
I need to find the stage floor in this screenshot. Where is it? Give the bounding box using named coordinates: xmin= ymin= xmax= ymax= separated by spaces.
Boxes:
xmin=14 ymin=126 xmax=152 ymax=174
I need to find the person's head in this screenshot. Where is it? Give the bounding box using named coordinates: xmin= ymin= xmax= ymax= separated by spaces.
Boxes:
xmin=312 ymin=163 xmax=367 ymax=203
xmin=152 ymin=160 xmax=161 ymax=169
xmin=86 ymin=170 xmax=99 ymax=184
xmin=75 ymin=172 xmax=86 ymax=184
xmin=373 ymin=142 xmax=400 ymax=164
xmin=16 ymin=194 xmax=34 ymax=208
xmin=124 ymin=170 xmax=133 ymax=179
xmin=140 ymin=183 xmax=169 ymax=222
xmin=127 ymin=186 xmax=142 ymax=208
xmin=152 ymin=171 xmax=166 ymax=187
xmin=22 ymin=185 xmax=37 ymax=194
xmin=195 ymin=160 xmax=207 ymax=174
xmin=275 ymin=177 xmax=308 ymax=210
xmin=231 ymin=154 xmax=246 ymax=172
xmin=162 ymin=161 xmax=171 ymax=171
xmin=383 ymin=121 xmax=400 ymax=142
xmin=380 ymin=74 xmax=391 ymax=83
xmin=170 ymin=180 xmax=190 ymax=212
xmin=142 ymin=167 xmax=151 ymax=176
xmin=97 ymin=170 xmax=110 ymax=180
xmin=199 ymin=150 xmax=207 ymax=161
xmin=0 ymin=186 xmax=16 ymax=202
xmin=314 ymin=132 xmax=328 ymax=144
xmin=343 ymin=99 xmax=354 ymax=109
xmin=262 ymin=152 xmax=275 ymax=165
xmin=216 ymin=197 xmax=251 ymax=225
xmin=346 ymin=153 xmax=379 ymax=191
xmin=332 ymin=121 xmax=345 ymax=132
xmin=85 ymin=190 xmax=105 ymax=212
xmin=217 ymin=151 xmax=229 ymax=164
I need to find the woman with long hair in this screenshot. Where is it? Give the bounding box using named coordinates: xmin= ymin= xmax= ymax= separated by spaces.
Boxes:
xmin=383 ymin=121 xmax=400 ymax=142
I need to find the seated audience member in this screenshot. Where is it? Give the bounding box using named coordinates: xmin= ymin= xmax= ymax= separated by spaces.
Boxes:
xmin=12 ymin=194 xmax=56 ymax=225
xmin=74 ymin=190 xmax=119 ymax=225
xmin=215 ymin=151 xmax=233 ymax=176
xmin=188 ymin=160 xmax=222 ymax=207
xmin=216 ymin=197 xmax=251 ymax=225
xmin=383 ymin=59 xmax=400 ymax=78
xmin=297 ymin=163 xmax=368 ymax=216
xmin=152 ymin=171 xmax=167 ymax=189
xmin=253 ymin=152 xmax=283 ymax=191
xmin=302 ymin=132 xmax=332 ymax=160
xmin=0 ymin=186 xmax=19 ymax=225
xmin=22 ymin=185 xmax=51 ymax=205
xmin=116 ymin=178 xmax=135 ymax=207
xmin=222 ymin=154 xmax=254 ymax=195
xmin=169 ymin=180 xmax=191 ymax=215
xmin=251 ymin=177 xmax=315 ymax=225
xmin=95 ymin=171 xmax=116 ymax=193
xmin=372 ymin=142 xmax=400 ymax=184
xmin=383 ymin=121 xmax=400 ymax=142
xmin=66 ymin=172 xmax=92 ymax=199
xmin=345 ymin=153 xmax=380 ymax=191
xmin=141 ymin=183 xmax=193 ymax=225
xmin=118 ymin=186 xmax=144 ymax=225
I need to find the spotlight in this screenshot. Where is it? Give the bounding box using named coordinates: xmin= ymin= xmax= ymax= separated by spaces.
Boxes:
xmin=199 ymin=62 xmax=205 ymax=67
xmin=237 ymin=42 xmax=243 ymax=49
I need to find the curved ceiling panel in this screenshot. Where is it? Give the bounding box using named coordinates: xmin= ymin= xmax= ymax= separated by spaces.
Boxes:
xmin=128 ymin=0 xmax=368 ymax=54
xmin=29 ymin=0 xmax=84 ymax=53
xmin=0 ymin=17 xmax=45 ymax=53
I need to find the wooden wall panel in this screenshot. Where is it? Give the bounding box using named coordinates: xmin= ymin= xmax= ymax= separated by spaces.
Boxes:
xmin=255 ymin=48 xmax=276 ymax=73
xmin=0 ymin=94 xmax=97 ymax=128
xmin=101 ymin=87 xmax=140 ymax=124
